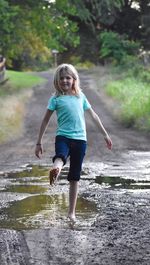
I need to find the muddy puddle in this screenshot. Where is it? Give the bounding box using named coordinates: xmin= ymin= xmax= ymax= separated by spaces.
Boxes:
xmin=0 ymin=165 xmax=98 ymax=230
xmin=0 ymin=161 xmax=150 ymax=230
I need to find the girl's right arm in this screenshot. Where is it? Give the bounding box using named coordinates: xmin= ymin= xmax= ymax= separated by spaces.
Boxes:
xmin=35 ymin=109 xmax=54 ymax=158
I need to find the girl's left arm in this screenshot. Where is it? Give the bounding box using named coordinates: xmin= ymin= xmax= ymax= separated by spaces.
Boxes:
xmin=86 ymin=108 xmax=112 ymax=150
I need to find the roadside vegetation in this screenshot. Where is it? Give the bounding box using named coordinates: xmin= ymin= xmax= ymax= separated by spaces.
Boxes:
xmin=0 ymin=71 xmax=46 ymax=143
xmin=0 ymin=1 xmax=149 ymax=70
xmin=105 ymin=66 xmax=150 ymax=130
xmin=93 ymin=30 xmax=150 ymax=132
xmin=0 ymin=0 xmax=149 ymax=142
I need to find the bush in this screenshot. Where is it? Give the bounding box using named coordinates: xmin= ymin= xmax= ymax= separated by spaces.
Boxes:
xmin=98 ymin=31 xmax=140 ymax=64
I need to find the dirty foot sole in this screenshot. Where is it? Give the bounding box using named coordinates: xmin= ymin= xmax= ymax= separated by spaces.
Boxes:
xmin=49 ymin=168 xmax=59 ymax=185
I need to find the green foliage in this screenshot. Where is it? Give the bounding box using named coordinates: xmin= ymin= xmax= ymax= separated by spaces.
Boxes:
xmin=70 ymin=56 xmax=95 ymax=69
xmin=69 ymin=55 xmax=82 ymax=65
xmin=1 ymin=0 xmax=149 ymax=69
xmin=0 ymin=0 xmax=19 ymax=54
xmin=124 ymin=60 xmax=150 ymax=84
xmin=0 ymin=0 xmax=80 ymax=70
xmin=49 ymin=16 xmax=79 ymax=52
xmin=70 ymin=0 xmax=123 ymax=30
xmin=138 ymin=69 xmax=150 ymax=83
xmin=105 ymin=66 xmax=150 ymax=130
xmin=67 ymin=55 xmax=94 ymax=69
xmin=99 ymin=31 xmax=140 ymax=64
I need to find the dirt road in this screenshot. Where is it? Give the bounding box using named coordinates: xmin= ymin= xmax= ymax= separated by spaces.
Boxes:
xmin=0 ymin=68 xmax=150 ymax=265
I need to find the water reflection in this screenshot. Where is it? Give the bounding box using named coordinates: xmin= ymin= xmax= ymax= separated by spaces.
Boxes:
xmin=95 ymin=175 xmax=150 ymax=189
xmin=0 ymin=193 xmax=98 ymax=230
xmin=5 ymin=185 xmax=47 ymax=194
xmin=5 ymin=165 xmax=49 ymax=179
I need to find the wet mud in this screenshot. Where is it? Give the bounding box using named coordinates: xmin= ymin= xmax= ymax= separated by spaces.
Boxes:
xmin=0 ymin=68 xmax=150 ymax=264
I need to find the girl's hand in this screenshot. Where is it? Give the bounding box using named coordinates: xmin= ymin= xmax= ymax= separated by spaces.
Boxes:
xmin=35 ymin=144 xmax=43 ymax=158
xmin=104 ymin=135 xmax=112 ymax=150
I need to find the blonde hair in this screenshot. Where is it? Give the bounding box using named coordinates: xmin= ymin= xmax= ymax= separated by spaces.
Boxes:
xmin=53 ymin=64 xmax=81 ymax=96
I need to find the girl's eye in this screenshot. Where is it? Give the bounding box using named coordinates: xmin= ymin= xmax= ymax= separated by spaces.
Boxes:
xmin=60 ymin=76 xmax=72 ymax=80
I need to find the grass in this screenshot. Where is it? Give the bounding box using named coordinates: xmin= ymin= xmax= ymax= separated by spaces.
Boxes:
xmin=92 ymin=64 xmax=150 ymax=131
xmin=105 ymin=69 xmax=150 ymax=130
xmin=0 ymin=70 xmax=45 ymax=97
xmin=0 ymin=92 xmax=31 ymax=142
xmin=0 ymin=70 xmax=46 ymax=143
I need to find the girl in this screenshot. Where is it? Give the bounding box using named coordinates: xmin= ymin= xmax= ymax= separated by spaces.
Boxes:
xmin=35 ymin=63 xmax=112 ymax=223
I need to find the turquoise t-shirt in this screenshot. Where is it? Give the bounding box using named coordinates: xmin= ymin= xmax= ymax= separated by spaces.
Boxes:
xmin=47 ymin=92 xmax=91 ymax=140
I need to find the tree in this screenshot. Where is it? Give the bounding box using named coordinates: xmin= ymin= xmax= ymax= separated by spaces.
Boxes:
xmin=0 ymin=0 xmax=80 ymax=69
xmin=0 ymin=1 xmax=19 ymax=58
xmin=66 ymin=0 xmax=124 ymax=63
xmin=1 ymin=0 xmax=149 ymax=69
xmin=139 ymin=0 xmax=150 ymax=49
xmin=69 ymin=0 xmax=149 ymax=44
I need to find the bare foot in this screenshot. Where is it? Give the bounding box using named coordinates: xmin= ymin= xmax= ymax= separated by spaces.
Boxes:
xmin=49 ymin=168 xmax=59 ymax=185
xmin=67 ymin=214 xmax=76 ymax=224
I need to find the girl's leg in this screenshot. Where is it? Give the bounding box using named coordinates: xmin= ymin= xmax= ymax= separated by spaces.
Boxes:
xmin=67 ymin=140 xmax=86 ymax=221
xmin=50 ymin=136 xmax=69 ymax=185
xmin=49 ymin=158 xmax=63 ymax=185
xmin=68 ymin=180 xmax=79 ymax=222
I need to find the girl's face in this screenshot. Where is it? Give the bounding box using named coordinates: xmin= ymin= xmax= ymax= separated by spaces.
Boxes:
xmin=59 ymin=72 xmax=74 ymax=94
